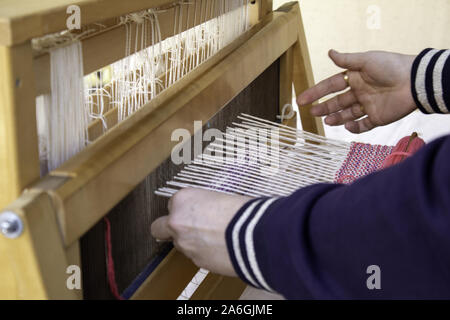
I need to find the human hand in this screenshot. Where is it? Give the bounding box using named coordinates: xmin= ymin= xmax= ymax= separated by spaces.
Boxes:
xmin=150 ymin=188 xmax=252 ymax=277
xmin=297 ymin=50 xmax=417 ymax=133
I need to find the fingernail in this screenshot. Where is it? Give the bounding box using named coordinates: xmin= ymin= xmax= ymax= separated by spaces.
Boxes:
xmin=330 ymin=49 xmax=340 ymax=57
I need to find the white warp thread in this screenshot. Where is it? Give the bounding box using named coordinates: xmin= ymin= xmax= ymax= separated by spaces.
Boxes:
xmin=42 ymin=42 xmax=89 ymax=172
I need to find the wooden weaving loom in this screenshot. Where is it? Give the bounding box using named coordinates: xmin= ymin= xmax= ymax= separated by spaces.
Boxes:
xmin=0 ymin=0 xmax=323 ymax=299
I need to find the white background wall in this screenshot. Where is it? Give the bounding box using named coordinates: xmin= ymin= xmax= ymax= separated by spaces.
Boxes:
xmin=274 ymin=0 xmax=450 ymax=145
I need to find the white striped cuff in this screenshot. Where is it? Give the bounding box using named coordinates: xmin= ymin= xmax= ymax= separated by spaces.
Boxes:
xmin=411 ymin=48 xmax=450 ymax=114
xmin=225 ymin=197 xmax=279 ymax=292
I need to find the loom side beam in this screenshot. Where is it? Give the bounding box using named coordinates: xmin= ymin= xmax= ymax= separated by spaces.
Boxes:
xmin=279 ymin=44 xmax=296 ymax=129
xmin=0 ymin=43 xmax=40 ymax=209
xmin=291 ymin=2 xmax=325 ymax=136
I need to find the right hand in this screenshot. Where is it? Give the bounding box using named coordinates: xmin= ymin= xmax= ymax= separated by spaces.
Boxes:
xmin=297 ymin=50 xmax=418 ymax=133
xmin=151 ymin=188 xmax=252 ymax=277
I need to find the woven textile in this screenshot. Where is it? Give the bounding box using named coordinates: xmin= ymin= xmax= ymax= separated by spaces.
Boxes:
xmin=335 ymin=142 xmax=394 ymax=184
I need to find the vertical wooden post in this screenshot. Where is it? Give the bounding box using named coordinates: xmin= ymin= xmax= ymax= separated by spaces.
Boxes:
xmin=0 ymin=239 xmax=15 ymax=299
xmin=0 ymin=42 xmax=40 ymax=208
xmin=249 ymin=0 xmax=273 ymax=24
xmin=279 ymin=46 xmax=297 ymax=129
xmin=259 ymin=0 xmax=273 ymax=18
xmin=0 ymin=42 xmax=41 ymax=299
xmin=290 ymin=2 xmax=324 ymax=136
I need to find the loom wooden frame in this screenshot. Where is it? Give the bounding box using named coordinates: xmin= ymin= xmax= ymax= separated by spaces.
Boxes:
xmin=0 ymin=0 xmax=323 ymax=299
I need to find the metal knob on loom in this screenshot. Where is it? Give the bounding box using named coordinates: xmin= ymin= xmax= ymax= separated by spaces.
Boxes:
xmin=0 ymin=212 xmax=24 ymax=239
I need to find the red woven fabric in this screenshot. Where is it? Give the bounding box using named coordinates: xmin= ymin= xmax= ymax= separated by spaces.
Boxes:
xmin=335 ymin=142 xmax=394 ymax=184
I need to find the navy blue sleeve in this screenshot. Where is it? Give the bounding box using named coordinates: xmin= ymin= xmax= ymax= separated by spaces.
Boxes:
xmin=226 ymin=135 xmax=450 ymax=299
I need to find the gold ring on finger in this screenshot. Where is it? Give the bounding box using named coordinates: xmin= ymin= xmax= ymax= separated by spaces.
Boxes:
xmin=359 ymin=105 xmax=365 ymax=114
xmin=343 ymin=71 xmax=350 ymax=88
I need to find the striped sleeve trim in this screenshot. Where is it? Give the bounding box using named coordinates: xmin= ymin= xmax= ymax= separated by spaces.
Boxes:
xmin=225 ymin=197 xmax=279 ymax=292
xmin=411 ymin=48 xmax=450 ymax=114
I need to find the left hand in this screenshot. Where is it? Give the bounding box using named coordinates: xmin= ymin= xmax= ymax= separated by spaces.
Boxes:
xmin=297 ymin=49 xmax=417 ymax=133
xmin=150 ymin=188 xmax=252 ymax=276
